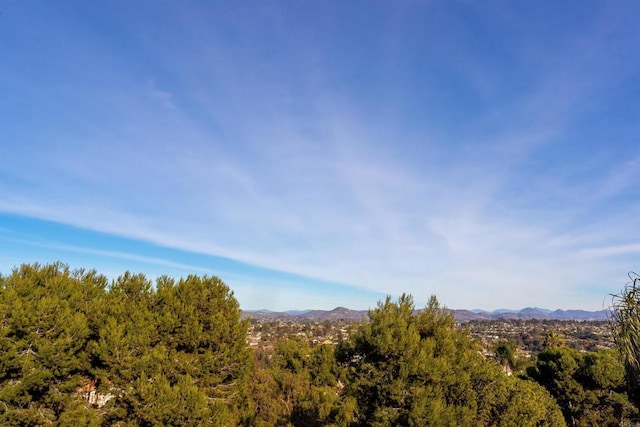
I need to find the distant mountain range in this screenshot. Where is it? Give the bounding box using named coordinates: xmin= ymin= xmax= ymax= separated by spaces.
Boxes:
xmin=242 ymin=307 xmax=611 ymax=322
xmin=242 ymin=307 xmax=368 ymax=322
xmin=453 ymin=307 xmax=610 ymax=322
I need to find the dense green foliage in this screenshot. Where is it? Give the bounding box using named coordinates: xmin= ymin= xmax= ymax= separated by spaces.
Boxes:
xmin=527 ymin=345 xmax=636 ymax=426
xmin=336 ymin=295 xmax=565 ymax=426
xmin=0 ymin=263 xmax=637 ymax=426
xmin=0 ymin=263 xmax=250 ymax=426
xmin=245 ymin=294 xmax=566 ymax=426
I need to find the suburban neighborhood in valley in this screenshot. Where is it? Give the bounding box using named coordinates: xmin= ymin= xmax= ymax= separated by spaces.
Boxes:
xmin=244 ymin=307 xmax=613 ymax=359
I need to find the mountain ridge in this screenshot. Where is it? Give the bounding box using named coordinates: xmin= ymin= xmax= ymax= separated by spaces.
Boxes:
xmin=242 ymin=307 xmax=610 ymax=322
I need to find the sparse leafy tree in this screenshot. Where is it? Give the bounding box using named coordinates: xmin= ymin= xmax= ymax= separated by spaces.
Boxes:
xmin=611 ymin=272 xmax=640 ymax=400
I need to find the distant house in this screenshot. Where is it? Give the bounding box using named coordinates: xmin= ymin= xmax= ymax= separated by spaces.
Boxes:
xmin=75 ymin=379 xmax=114 ymax=408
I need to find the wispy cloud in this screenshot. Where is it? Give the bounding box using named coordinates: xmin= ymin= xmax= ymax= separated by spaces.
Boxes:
xmin=1 ymin=1 xmax=639 ymax=310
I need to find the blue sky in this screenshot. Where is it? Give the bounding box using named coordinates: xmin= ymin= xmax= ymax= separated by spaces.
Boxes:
xmin=1 ymin=1 xmax=639 ymax=311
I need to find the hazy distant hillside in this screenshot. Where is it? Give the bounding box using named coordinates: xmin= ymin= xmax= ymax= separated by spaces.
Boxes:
xmin=242 ymin=306 xmax=368 ymax=321
xmin=460 ymin=307 xmax=610 ymax=321
xmin=242 ymin=307 xmax=610 ymax=322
